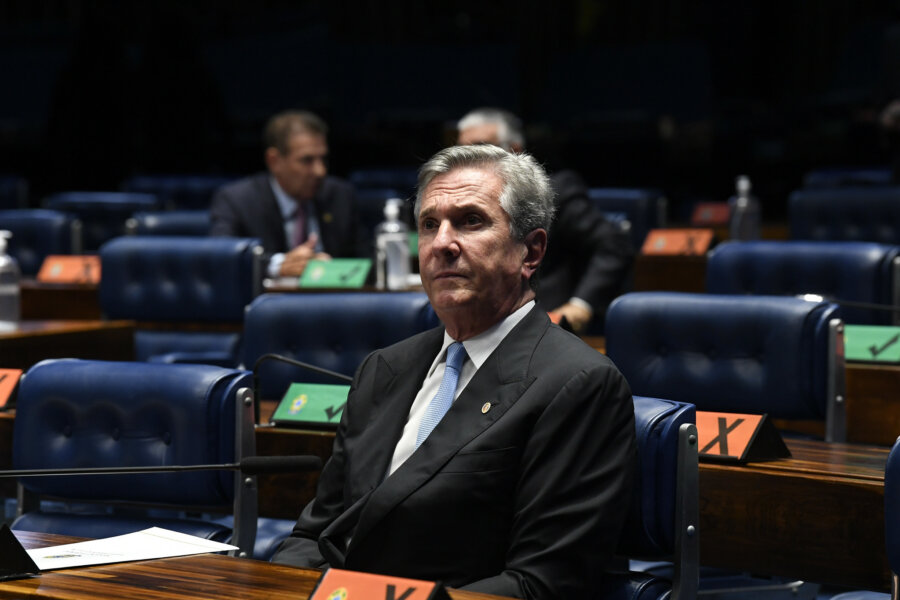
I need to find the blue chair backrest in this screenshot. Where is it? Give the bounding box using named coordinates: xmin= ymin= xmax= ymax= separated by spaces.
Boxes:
xmin=241 ymin=292 xmax=439 ymax=399
xmin=11 ymin=359 xmax=257 ymax=554
xmin=99 ymin=236 xmax=262 ymax=322
xmin=600 ymin=396 xmax=698 ymax=600
xmin=127 ymin=210 xmax=211 ymax=237
xmin=588 ymin=187 xmax=667 ymax=249
xmin=789 ymin=187 xmax=900 ymax=244
xmin=605 ymin=292 xmax=846 ymax=441
xmin=100 ymin=236 xmax=263 ymax=364
xmin=45 ymin=192 xmax=161 ymax=251
xmin=802 ymin=166 xmax=893 ymax=189
xmin=0 ymin=209 xmax=81 ymax=276
xmin=122 ymin=174 xmax=238 ymax=210
xmin=707 ymin=240 xmax=900 ymax=325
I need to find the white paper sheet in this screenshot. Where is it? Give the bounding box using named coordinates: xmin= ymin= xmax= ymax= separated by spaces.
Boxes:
xmin=27 ymin=527 xmax=238 ymax=571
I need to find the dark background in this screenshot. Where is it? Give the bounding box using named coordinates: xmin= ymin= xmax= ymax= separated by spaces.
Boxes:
xmin=2 ymin=0 xmax=900 ymax=221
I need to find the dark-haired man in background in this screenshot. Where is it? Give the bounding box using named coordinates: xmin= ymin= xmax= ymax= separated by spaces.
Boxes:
xmin=210 ymin=110 xmax=359 ymax=277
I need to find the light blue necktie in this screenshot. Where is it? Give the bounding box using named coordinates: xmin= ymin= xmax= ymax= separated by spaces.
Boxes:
xmin=416 ymin=342 xmax=467 ymax=448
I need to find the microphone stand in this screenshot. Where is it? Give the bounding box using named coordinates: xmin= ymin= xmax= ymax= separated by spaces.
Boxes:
xmin=251 ymin=353 xmax=352 ymax=423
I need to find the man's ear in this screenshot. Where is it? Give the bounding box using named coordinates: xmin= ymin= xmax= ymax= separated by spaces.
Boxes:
xmin=264 ymin=147 xmax=281 ymax=171
xmin=521 ymin=228 xmax=548 ymax=279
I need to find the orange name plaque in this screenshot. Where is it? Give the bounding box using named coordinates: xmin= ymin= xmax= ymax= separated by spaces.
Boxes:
xmin=0 ymin=368 xmax=22 ymax=409
xmin=641 ymin=228 xmax=713 ymax=255
xmin=37 ymin=255 xmax=101 ymax=284
xmin=696 ymin=410 xmax=790 ymax=463
xmin=310 ymin=568 xmax=451 ymax=600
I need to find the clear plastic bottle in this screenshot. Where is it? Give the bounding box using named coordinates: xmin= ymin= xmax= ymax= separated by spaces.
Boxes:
xmin=0 ymin=231 xmax=20 ymax=324
xmin=728 ymin=174 xmax=761 ymax=240
xmin=374 ymin=199 xmax=410 ymax=290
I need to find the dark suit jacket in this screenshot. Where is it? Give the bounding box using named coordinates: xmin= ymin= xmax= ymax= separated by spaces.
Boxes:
xmin=271 ymin=306 xmax=637 ymax=600
xmin=209 ymin=172 xmax=359 ymax=257
xmin=537 ymin=170 xmax=634 ymax=329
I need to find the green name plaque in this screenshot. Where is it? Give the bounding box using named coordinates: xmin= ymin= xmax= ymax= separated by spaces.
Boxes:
xmin=844 ymin=324 xmax=900 ymax=363
xmin=299 ymin=258 xmax=371 ymax=288
xmin=269 ymin=382 xmax=350 ymax=429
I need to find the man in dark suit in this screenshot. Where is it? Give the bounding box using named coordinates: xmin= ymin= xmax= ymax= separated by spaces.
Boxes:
xmin=271 ymin=144 xmax=637 ymax=600
xmin=457 ymin=108 xmax=634 ymax=333
xmin=210 ymin=110 xmax=358 ymax=276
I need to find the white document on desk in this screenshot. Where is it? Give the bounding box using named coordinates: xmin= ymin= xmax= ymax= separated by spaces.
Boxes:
xmin=27 ymin=527 xmax=238 ymax=571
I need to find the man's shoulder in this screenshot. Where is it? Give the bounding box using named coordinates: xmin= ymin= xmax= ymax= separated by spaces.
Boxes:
xmin=537 ymin=323 xmax=617 ymax=371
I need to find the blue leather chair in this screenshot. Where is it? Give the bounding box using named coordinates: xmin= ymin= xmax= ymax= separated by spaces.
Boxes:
xmin=241 ymin=291 xmax=439 ymax=402
xmin=605 ymin=292 xmax=846 ymax=442
xmin=789 ymin=187 xmax=900 ymax=244
xmin=11 ymin=359 xmax=259 ymax=557
xmin=126 ymin=210 xmax=211 ymax=237
xmin=44 ymin=191 xmax=161 ymax=252
xmin=802 ymin=166 xmax=893 ymax=189
xmin=588 ymin=187 xmax=667 ymax=249
xmin=598 ymin=395 xmax=698 ymax=600
xmin=827 ymin=435 xmax=900 ymax=600
xmin=122 ymin=174 xmax=238 ymax=210
xmin=707 ymin=240 xmax=900 ymax=325
xmin=0 ymin=209 xmax=82 ymax=276
xmin=99 ymin=236 xmax=264 ymax=365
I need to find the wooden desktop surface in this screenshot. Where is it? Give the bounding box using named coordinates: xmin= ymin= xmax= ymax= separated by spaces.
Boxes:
xmin=0 ymin=319 xmax=134 ymax=370
xmin=4 ymin=531 xmax=511 ymax=600
xmin=0 ymin=401 xmax=892 ymax=590
xmin=20 ymin=281 xmax=102 ymax=320
xmin=254 ymin=411 xmax=893 ymax=591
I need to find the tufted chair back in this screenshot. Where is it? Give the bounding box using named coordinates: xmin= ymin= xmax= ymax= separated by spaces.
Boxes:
xmin=126 ymin=210 xmax=211 ymax=237
xmin=606 ymin=292 xmax=846 ymax=442
xmin=11 ymin=359 xmax=258 ymax=557
xmin=99 ymin=236 xmax=264 ymax=364
xmin=241 ymin=292 xmax=439 ymax=401
xmin=707 ymin=240 xmax=900 ymax=325
xmin=789 ymin=187 xmax=900 ymax=244
xmin=599 ymin=396 xmax=698 ymax=600
xmin=0 ymin=209 xmax=82 ymax=276
xmin=44 ymin=192 xmax=161 ymax=252
xmin=122 ymin=174 xmax=238 ymax=210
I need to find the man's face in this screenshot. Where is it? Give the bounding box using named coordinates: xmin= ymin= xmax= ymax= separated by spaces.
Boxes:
xmin=418 ymin=167 xmax=530 ymax=333
xmin=267 ymin=132 xmax=328 ymax=201
xmin=457 ymin=123 xmax=502 ymax=148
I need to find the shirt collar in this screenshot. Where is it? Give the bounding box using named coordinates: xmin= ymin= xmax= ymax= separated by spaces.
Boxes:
xmin=433 ymin=300 xmax=535 ymax=373
xmin=269 ymin=175 xmax=299 ymax=220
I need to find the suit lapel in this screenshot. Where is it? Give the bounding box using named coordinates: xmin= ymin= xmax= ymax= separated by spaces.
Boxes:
xmin=348 ymin=307 xmax=549 ymax=549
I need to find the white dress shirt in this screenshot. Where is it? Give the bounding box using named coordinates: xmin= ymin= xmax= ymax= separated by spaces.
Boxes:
xmin=387 ymin=300 xmax=535 ymax=476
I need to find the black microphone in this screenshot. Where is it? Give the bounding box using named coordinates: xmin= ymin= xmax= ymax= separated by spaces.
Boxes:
xmin=0 ymin=455 xmax=322 ymax=478
xmin=252 ymin=353 xmax=353 ymax=423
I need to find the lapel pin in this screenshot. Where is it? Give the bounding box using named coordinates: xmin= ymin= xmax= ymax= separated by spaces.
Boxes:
xmin=481 ymin=402 xmax=492 ymax=414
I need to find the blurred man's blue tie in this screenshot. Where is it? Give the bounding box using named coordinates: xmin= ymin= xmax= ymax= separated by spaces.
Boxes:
xmin=416 ymin=342 xmax=467 ymax=448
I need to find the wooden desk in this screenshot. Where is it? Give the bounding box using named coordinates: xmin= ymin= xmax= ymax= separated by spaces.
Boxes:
xmin=633 ymin=253 xmax=707 ymax=292
xmin=846 ymin=361 xmax=900 ymax=446
xmin=0 ymin=405 xmax=891 ymax=590
xmin=4 ymin=531 xmax=510 ymax=600
xmin=255 ymin=424 xmax=893 ymax=591
xmin=700 ymin=438 xmax=890 ymax=591
xmin=0 ymin=320 xmax=134 ymax=370
xmin=20 ymin=281 xmax=102 ymax=320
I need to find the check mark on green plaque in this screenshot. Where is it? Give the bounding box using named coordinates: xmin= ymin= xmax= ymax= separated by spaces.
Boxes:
xmin=845 ymin=325 xmax=900 ymax=363
xmin=870 ymin=333 xmax=900 ymax=358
